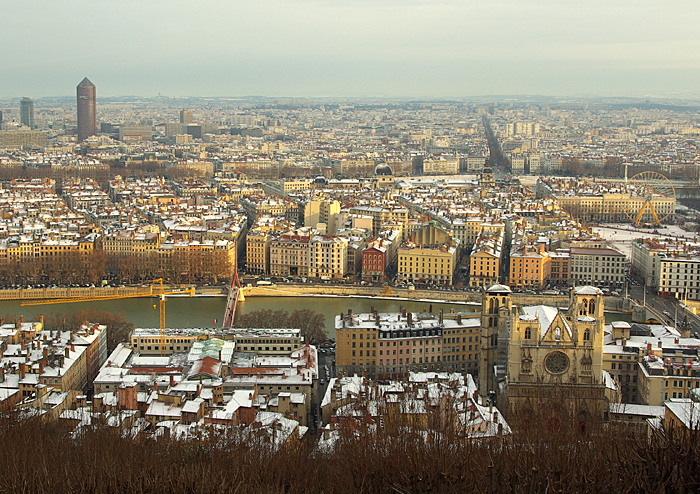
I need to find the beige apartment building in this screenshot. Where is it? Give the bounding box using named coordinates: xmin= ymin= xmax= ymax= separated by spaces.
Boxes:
xmin=397 ymin=242 xmax=458 ymax=285
xmin=335 ymin=310 xmax=482 ymax=380
xmin=423 ymin=156 xmax=459 ymax=175
xmin=246 ymin=228 xmax=271 ymax=275
xmin=270 ymin=233 xmax=310 ymax=278
xmin=308 ymin=235 xmax=348 ymax=280
xmin=469 ymin=230 xmax=504 ymax=287
xmin=349 ymin=205 xmax=409 ymax=235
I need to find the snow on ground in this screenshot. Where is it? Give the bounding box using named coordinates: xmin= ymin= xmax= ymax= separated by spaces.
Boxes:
xmin=592 ymin=224 xmax=700 ymax=259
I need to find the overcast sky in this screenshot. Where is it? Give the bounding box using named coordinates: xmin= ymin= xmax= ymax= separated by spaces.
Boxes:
xmin=3 ymin=0 xmax=699 ymax=99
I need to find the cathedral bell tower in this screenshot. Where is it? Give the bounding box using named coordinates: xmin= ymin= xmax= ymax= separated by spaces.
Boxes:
xmin=480 ymin=284 xmax=513 ymax=398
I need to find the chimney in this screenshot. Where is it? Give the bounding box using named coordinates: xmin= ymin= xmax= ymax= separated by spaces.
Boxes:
xmin=407 ymin=313 xmax=412 ymax=326
xmin=20 ymin=363 xmax=25 ymax=379
xmin=169 ymin=375 xmax=175 ymax=387
xmin=65 ymin=347 xmax=70 ymax=358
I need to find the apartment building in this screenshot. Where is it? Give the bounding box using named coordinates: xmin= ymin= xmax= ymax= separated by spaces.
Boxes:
xmin=658 ymin=254 xmax=700 ymax=299
xmin=223 ymin=328 xmax=302 ymax=356
xmin=246 ymin=228 xmax=271 ymax=274
xmin=362 ymin=242 xmax=387 ymax=282
xmin=423 ymin=156 xmax=459 ymax=175
xmin=308 ymin=235 xmax=348 ymax=280
xmin=549 ymin=249 xmax=570 ymax=284
xmin=569 ymin=246 xmax=626 ymax=287
xmin=269 ymin=233 xmax=310 ymax=278
xmin=469 ymin=230 xmax=504 ymax=287
xmin=397 ymin=241 xmax=458 ymax=285
xmin=630 ymin=239 xmax=675 ymax=288
xmin=509 ymin=243 xmax=550 ymax=289
xmin=304 ymin=198 xmax=340 ymax=233
xmin=348 ymin=205 xmax=409 ymax=235
xmin=451 ymin=216 xmax=505 ymax=249
xmin=638 ymin=353 xmax=700 ymax=406
xmin=130 ymin=328 xmax=205 ymax=356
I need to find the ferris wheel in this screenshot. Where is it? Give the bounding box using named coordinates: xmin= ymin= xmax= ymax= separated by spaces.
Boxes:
xmin=624 ymin=172 xmax=676 ymax=227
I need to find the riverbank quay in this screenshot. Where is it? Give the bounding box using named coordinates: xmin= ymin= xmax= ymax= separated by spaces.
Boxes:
xmin=0 ymin=283 xmax=630 ymax=313
xmin=241 ymin=284 xmax=577 ymax=307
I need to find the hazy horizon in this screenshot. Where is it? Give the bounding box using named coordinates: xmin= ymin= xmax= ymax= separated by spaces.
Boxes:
xmin=3 ymin=0 xmax=699 ymax=100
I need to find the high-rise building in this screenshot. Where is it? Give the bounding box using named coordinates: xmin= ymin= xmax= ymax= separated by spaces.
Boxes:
xmin=77 ymin=77 xmax=96 ymax=142
xmin=20 ymin=98 xmax=34 ymax=128
xmin=180 ymin=110 xmax=193 ymax=124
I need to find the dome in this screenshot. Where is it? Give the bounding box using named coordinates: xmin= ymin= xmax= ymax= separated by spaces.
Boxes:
xmin=313 ymin=176 xmax=328 ymax=185
xmin=486 ymin=284 xmax=512 ymax=294
xmin=482 ymin=166 xmax=493 ymax=174
xmin=374 ymin=164 xmax=393 ymax=176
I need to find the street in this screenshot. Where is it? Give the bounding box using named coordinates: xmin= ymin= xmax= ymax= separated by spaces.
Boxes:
xmin=628 ymin=284 xmax=700 ymax=334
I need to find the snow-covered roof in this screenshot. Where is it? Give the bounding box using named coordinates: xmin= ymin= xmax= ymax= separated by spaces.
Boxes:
xmin=574 ymin=286 xmax=601 ymax=295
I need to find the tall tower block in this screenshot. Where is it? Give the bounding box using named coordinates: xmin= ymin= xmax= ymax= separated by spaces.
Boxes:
xmin=77 ymin=77 xmax=96 ymax=142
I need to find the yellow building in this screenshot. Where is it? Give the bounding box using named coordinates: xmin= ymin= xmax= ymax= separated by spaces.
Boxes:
xmin=335 ymin=310 xmax=478 ymax=379
xmin=664 ymin=400 xmax=700 ymax=432
xmin=469 ymin=231 xmax=503 ymax=287
xmin=509 ymin=244 xmax=550 ymax=289
xmin=349 ymin=205 xmax=409 ymax=235
xmin=452 ymin=217 xmax=505 ymax=249
xmin=397 ymin=241 xmax=458 ymax=285
xmin=309 ymin=235 xmax=348 ymax=280
xmin=130 ymin=328 xmax=204 ymax=355
xmin=638 ymin=354 xmax=700 ymax=406
xmin=555 ymin=192 xmax=675 ymax=224
xmin=270 ymin=233 xmax=310 ymax=277
xmin=40 ymin=344 xmax=88 ymax=393
xmin=246 ymin=228 xmax=271 ymax=274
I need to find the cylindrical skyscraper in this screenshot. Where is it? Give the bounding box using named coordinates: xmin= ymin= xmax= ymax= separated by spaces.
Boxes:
xmin=77 ymin=77 xmax=96 ymax=142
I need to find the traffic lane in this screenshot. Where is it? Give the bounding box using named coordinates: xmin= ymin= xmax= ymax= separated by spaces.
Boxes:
xmin=630 ymin=286 xmax=700 ymax=332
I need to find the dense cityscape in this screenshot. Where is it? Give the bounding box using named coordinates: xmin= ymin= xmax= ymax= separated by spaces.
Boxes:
xmin=0 ymin=80 xmax=700 ymax=491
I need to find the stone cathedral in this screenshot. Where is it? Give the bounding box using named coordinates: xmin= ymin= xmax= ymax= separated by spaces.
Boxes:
xmin=481 ymin=285 xmax=616 ymax=421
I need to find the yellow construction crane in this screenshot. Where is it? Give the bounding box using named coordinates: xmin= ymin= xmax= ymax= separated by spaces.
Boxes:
xmin=21 ymin=279 xmax=195 ymax=356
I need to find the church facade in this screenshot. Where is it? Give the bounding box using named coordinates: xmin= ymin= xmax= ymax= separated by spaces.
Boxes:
xmin=480 ymin=285 xmax=617 ymax=421
xmin=506 ymin=286 xmax=616 ymax=420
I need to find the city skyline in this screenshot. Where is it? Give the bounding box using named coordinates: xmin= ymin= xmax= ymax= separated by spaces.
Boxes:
xmin=2 ymin=0 xmax=699 ymax=99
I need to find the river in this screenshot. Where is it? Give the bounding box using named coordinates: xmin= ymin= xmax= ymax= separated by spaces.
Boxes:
xmin=0 ymin=294 xmax=631 ymax=338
